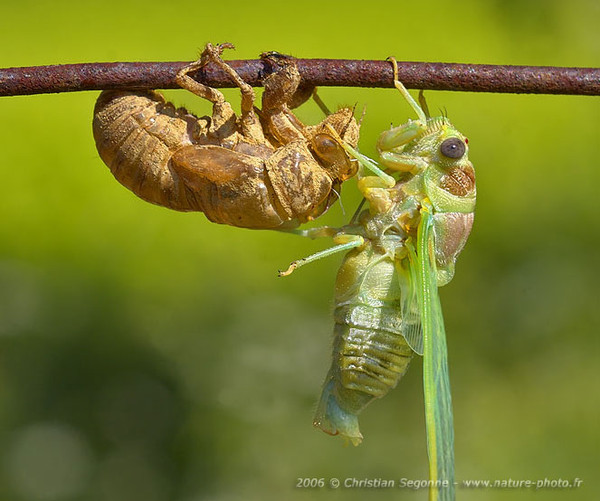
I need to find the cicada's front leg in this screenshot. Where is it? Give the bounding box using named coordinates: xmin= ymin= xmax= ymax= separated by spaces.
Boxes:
xmin=355 ymin=175 xmax=395 ymax=214
xmin=376 ymin=120 xmax=429 ymax=174
xmin=322 ymin=123 xmax=398 ymax=213
xmin=374 ymin=58 xmax=433 ymax=175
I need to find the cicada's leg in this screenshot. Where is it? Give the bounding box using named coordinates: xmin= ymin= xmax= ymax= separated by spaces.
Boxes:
xmin=387 ymin=56 xmax=428 ymax=123
xmin=356 ymin=175 xmax=396 ymax=213
xmin=324 ymin=124 xmax=395 ymax=188
xmin=374 ymin=58 xmax=431 ymax=174
xmin=377 ymin=120 xmax=424 ymax=153
xmin=321 ymin=123 xmax=396 ymax=212
xmin=379 ymin=149 xmax=429 ymax=174
xmin=377 ymin=120 xmax=429 ymax=174
xmin=278 ymin=234 xmax=364 ymax=277
xmin=279 ymin=226 xmax=341 ymax=239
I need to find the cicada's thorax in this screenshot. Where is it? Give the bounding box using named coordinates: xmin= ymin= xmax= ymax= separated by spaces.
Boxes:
xmin=313 ymin=206 xmax=415 ymax=446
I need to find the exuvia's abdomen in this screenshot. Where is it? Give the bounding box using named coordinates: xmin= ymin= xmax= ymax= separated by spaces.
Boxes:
xmin=93 ymin=90 xmax=336 ymax=228
xmin=93 ymin=90 xmax=204 ymax=211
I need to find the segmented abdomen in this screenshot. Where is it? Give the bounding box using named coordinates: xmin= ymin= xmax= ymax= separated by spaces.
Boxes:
xmin=93 ymin=90 xmax=205 ymax=211
xmin=314 ymin=245 xmax=414 ymax=445
xmin=332 ymin=313 xmax=413 ymax=407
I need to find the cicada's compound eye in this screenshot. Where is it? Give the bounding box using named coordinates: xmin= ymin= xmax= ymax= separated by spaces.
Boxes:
xmin=440 ymin=137 xmax=466 ymax=159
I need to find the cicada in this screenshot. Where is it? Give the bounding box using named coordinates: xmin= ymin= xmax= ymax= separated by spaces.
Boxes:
xmin=280 ymin=58 xmax=475 ymax=501
xmin=93 ymin=43 xmax=359 ymax=229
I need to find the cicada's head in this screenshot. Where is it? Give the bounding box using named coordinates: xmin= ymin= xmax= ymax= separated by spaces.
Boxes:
xmin=392 ymin=78 xmax=476 ymax=211
xmin=418 ymin=117 xmax=476 ymax=215
xmin=389 ymin=83 xmax=476 ymax=286
xmin=418 ymin=114 xmax=476 ymax=287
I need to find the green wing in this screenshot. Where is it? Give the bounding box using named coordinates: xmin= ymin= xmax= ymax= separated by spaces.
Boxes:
xmin=416 ymin=205 xmax=455 ymax=501
xmin=397 ymin=255 xmax=423 ymax=356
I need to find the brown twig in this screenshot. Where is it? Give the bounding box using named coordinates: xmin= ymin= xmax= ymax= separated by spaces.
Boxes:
xmin=0 ymin=60 xmax=599 ymax=97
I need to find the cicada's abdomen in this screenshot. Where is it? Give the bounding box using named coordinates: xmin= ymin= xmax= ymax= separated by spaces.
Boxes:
xmin=93 ymin=90 xmax=207 ymax=211
xmin=314 ymin=243 xmax=413 ymax=445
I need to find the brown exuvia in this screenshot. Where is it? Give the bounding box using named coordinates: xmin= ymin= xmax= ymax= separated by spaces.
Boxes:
xmin=93 ymin=43 xmax=360 ymax=229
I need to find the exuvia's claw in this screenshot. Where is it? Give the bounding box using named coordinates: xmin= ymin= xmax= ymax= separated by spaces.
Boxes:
xmin=217 ymin=42 xmax=235 ymax=52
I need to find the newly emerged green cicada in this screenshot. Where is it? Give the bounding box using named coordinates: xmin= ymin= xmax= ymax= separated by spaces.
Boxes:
xmin=280 ymin=58 xmax=476 ymax=501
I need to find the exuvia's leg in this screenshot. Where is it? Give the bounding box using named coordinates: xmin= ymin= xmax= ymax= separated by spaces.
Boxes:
xmin=202 ymin=45 xmax=256 ymax=119
xmin=211 ymin=51 xmax=264 ymax=139
xmin=260 ymin=52 xmax=301 ymax=113
xmin=176 ymin=43 xmax=230 ymax=104
xmin=278 ymin=234 xmax=364 ymax=277
xmin=312 ymin=89 xmax=332 ymax=116
xmin=418 ymin=90 xmax=431 ymax=119
xmin=193 ymin=43 xmax=261 ymax=137
xmin=177 ymin=43 xmax=263 ymax=140
xmin=260 ymin=52 xmax=306 ymax=144
xmin=176 ymin=44 xmax=237 ymax=136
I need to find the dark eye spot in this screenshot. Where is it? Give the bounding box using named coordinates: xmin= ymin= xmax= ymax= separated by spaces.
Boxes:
xmin=440 ymin=137 xmax=466 ymax=159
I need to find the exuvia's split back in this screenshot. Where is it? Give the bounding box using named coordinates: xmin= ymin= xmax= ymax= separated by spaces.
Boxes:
xmin=281 ymin=58 xmax=475 ymax=501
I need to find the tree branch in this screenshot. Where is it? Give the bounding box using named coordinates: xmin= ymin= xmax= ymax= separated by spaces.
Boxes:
xmin=1 ymin=59 xmax=599 ymax=97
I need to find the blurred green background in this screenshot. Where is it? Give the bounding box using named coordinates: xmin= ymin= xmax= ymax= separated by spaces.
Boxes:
xmin=1 ymin=0 xmax=598 ymax=500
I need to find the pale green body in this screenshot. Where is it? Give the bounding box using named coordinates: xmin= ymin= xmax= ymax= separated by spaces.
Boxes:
xmin=314 ymin=237 xmax=414 ymax=445
xmin=282 ymin=70 xmax=476 ymax=501
xmin=312 ymin=113 xmax=475 ymax=448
